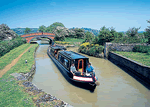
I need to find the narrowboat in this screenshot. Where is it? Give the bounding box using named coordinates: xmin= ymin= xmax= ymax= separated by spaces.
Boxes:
xmin=47 ymin=45 xmax=99 ymax=92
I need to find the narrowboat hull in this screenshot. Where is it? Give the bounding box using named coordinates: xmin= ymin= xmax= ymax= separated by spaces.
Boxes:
xmin=47 ymin=48 xmax=96 ymax=92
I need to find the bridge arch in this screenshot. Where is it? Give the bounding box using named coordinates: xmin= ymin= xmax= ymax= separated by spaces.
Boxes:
xmin=21 ymin=32 xmax=55 ymax=44
xmin=29 ymin=36 xmax=53 ymax=44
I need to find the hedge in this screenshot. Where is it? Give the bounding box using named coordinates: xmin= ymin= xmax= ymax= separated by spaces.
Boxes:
xmin=0 ymin=37 xmax=26 ymax=57
xmin=133 ymin=45 xmax=150 ymax=54
xmin=78 ymin=42 xmax=104 ymax=56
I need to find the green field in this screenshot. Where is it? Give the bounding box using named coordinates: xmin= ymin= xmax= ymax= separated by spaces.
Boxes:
xmin=0 ymin=44 xmax=31 ymax=70
xmin=0 ymin=44 xmax=38 ymax=107
xmin=64 ymin=37 xmax=84 ymax=46
xmin=113 ymin=51 xmax=150 ymax=66
xmin=64 ymin=37 xmax=84 ymax=43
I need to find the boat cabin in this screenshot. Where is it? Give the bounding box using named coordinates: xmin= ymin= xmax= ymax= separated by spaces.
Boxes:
xmin=50 ymin=46 xmax=66 ymax=58
xmin=50 ymin=46 xmax=89 ymax=75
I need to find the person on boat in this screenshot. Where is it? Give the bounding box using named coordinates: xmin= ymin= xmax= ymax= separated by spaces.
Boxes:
xmin=86 ymin=63 xmax=95 ymax=76
xmin=54 ymin=50 xmax=57 ymax=58
xmin=70 ymin=63 xmax=78 ymax=75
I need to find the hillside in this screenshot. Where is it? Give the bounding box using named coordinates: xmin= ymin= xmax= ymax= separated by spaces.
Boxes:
xmin=70 ymin=27 xmax=100 ymax=36
xmin=12 ymin=27 xmax=100 ymax=36
xmin=12 ymin=27 xmax=144 ymax=36
xmin=12 ymin=28 xmax=38 ymax=35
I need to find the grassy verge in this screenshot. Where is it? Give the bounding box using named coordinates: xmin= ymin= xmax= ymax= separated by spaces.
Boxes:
xmin=0 ymin=44 xmax=31 ymax=70
xmin=113 ymin=51 xmax=150 ymax=66
xmin=0 ymin=44 xmax=38 ymax=107
xmin=64 ymin=37 xmax=84 ymax=46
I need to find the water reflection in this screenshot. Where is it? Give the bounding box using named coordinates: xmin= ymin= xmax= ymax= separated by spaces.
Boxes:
xmin=32 ymin=45 xmax=150 ymax=107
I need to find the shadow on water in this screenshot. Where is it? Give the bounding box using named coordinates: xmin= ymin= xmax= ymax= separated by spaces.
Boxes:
xmin=31 ymin=40 xmax=50 ymax=45
xmin=108 ymin=57 xmax=150 ymax=90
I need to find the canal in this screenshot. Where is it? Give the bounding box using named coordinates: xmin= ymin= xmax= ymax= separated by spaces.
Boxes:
xmin=32 ymin=42 xmax=150 ymax=107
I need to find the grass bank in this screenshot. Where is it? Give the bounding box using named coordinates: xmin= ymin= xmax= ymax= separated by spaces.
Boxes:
xmin=0 ymin=44 xmax=38 ymax=107
xmin=64 ymin=37 xmax=84 ymax=46
xmin=54 ymin=38 xmax=84 ymax=46
xmin=113 ymin=51 xmax=150 ymax=66
xmin=64 ymin=37 xmax=84 ymax=43
xmin=0 ymin=44 xmax=31 ymax=70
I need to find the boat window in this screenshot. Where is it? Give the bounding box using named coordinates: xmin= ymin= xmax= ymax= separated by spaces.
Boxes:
xmin=58 ymin=55 xmax=61 ymax=61
xmin=50 ymin=49 xmax=54 ymax=55
xmin=64 ymin=59 xmax=69 ymax=68
xmin=60 ymin=55 xmax=64 ymax=63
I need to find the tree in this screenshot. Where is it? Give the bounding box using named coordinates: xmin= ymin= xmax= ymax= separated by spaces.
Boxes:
xmin=45 ymin=22 xmax=65 ymax=32
xmin=85 ymin=31 xmax=94 ymax=42
xmin=24 ymin=27 xmax=31 ymax=34
xmin=144 ymin=20 xmax=150 ymax=44
xmin=53 ymin=34 xmax=65 ymax=41
xmin=126 ymin=27 xmax=140 ymax=37
xmin=38 ymin=25 xmax=46 ymax=33
xmin=92 ymin=36 xmax=99 ymax=44
xmin=73 ymin=28 xmax=85 ymax=38
xmin=97 ymin=26 xmax=115 ymax=45
xmin=118 ymin=32 xmax=124 ymax=38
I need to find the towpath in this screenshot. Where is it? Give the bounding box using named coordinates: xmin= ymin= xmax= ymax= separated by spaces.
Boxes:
xmin=0 ymin=45 xmax=33 ymax=78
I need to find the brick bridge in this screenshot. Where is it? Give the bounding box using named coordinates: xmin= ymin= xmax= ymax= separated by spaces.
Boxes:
xmin=21 ymin=32 xmax=55 ymax=44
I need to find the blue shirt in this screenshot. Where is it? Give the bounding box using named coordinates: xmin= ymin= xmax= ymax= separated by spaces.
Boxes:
xmin=86 ymin=66 xmax=94 ymax=73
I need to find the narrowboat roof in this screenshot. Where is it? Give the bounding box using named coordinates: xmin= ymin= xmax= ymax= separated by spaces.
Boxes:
xmin=59 ymin=51 xmax=88 ymax=60
xmin=51 ymin=46 xmax=66 ymax=50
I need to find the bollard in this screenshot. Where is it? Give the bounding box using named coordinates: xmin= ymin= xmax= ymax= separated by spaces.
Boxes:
xmin=25 ymin=60 xmax=27 ymax=64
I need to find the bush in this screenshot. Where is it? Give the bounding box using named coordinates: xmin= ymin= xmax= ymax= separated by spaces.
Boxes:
xmin=80 ymin=42 xmax=90 ymax=47
xmin=78 ymin=46 xmax=85 ymax=53
xmin=112 ymin=36 xmax=142 ymax=43
xmin=54 ymin=35 xmax=65 ymax=41
xmin=89 ymin=47 xmax=96 ymax=56
xmin=95 ymin=44 xmax=99 ymax=47
xmin=133 ymin=45 xmax=150 ymax=53
xmin=55 ymin=41 xmax=70 ymax=45
xmin=148 ymin=38 xmax=150 ymax=44
xmin=0 ymin=37 xmax=26 ymax=57
xmin=95 ymin=45 xmax=104 ymax=53
xmin=79 ymin=42 xmax=104 ymax=57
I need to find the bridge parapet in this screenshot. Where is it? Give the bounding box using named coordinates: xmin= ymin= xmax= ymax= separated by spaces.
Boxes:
xmin=21 ymin=32 xmax=55 ymax=43
xmin=21 ymin=32 xmax=55 ymax=37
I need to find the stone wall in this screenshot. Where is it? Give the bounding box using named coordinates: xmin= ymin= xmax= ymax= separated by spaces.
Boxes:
xmin=104 ymin=42 xmax=149 ymax=58
xmin=108 ymin=52 xmax=150 ymax=82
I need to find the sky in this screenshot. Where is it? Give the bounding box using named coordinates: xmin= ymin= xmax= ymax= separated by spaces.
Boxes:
xmin=0 ymin=0 xmax=150 ymax=31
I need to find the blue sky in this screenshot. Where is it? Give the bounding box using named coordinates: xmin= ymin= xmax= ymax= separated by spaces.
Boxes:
xmin=0 ymin=0 xmax=150 ymax=31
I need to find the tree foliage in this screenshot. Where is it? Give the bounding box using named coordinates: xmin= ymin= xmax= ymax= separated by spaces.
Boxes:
xmin=0 ymin=37 xmax=26 ymax=57
xmin=24 ymin=27 xmax=31 ymax=34
xmin=126 ymin=27 xmax=140 ymax=37
xmin=97 ymin=26 xmax=116 ymax=45
xmin=46 ymin=22 xmax=65 ymax=32
xmin=84 ymin=31 xmax=94 ymax=42
xmin=92 ymin=36 xmax=99 ymax=44
xmin=73 ymin=28 xmax=85 ymax=38
xmin=53 ymin=34 xmax=65 ymax=41
xmin=38 ymin=25 xmax=46 ymax=33
xmin=144 ymin=20 xmax=150 ymax=44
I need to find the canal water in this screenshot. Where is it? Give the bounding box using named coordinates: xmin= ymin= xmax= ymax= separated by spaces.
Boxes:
xmin=32 ymin=42 xmax=150 ymax=107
